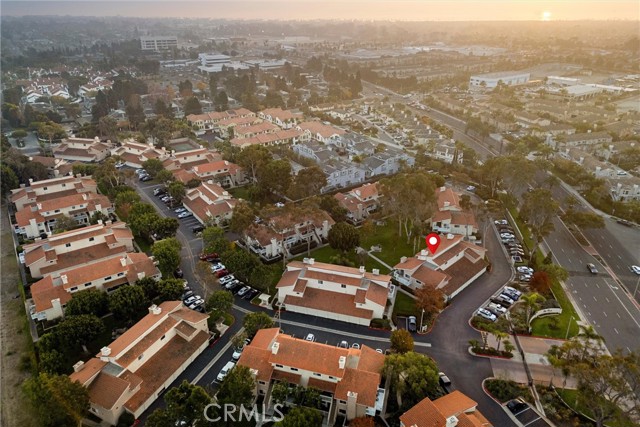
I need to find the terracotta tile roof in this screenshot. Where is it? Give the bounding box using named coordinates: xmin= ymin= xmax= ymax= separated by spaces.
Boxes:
xmin=238 ymin=347 xmax=274 ymax=382
xmin=231 ymin=129 xmax=303 ymax=148
xmin=124 ymin=330 xmax=209 ymax=412
xmin=298 ymin=121 xmax=346 ymax=138
xmin=334 ymin=368 xmax=380 ymax=407
xmin=307 ymin=377 xmax=337 ymax=393
xmin=271 ymin=335 xmax=350 ymax=377
xmin=441 ymin=257 xmax=488 ymax=296
xmin=234 ymin=122 xmax=279 ymax=137
xmin=169 ymin=307 xmax=208 ymax=324
xmin=86 ymin=372 xmax=131 ymax=410
xmin=303 ymin=269 xmax=363 ymax=287
xmin=276 ymin=270 xmax=300 ymax=289
xmin=192 ymin=160 xmax=234 ymax=174
xmin=365 ymin=282 xmax=390 ymax=307
xmin=351 ymin=182 xmax=379 ymax=200
xmin=249 ymin=328 xmax=279 ymax=349
xmin=412 ymin=266 xmax=450 ymax=288
xmin=271 ymin=370 xmax=302 ymax=384
xmin=175 ymin=322 xmax=197 ymax=337
xmin=69 ymin=358 xmax=107 ymax=385
xmin=39 ymin=243 xmax=128 ymax=276
xmin=24 ymin=246 xmax=46 ymax=266
xmin=292 ymin=279 xmax=308 ymax=293
xmin=106 ymin=301 xmax=182 ymax=357
xmin=394 ymin=257 xmax=424 ymax=271
xmin=116 ymin=317 xmax=179 ymax=368
xmin=31 ymin=276 xmax=72 ymax=311
xmin=436 ymin=187 xmax=460 ymax=210
xmin=355 ymin=346 xmax=385 ymax=374
xmin=400 ymin=396 xmax=447 ymax=427
xmin=215 ymin=116 xmax=259 ymax=128
xmin=283 ymin=287 xmax=374 ymax=319
xmin=259 ymin=108 xmax=302 ymax=122
xmin=433 ymin=390 xmax=478 ymax=418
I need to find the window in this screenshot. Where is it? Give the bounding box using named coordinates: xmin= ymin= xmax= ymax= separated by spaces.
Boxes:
xmin=275 ymin=364 xmax=283 ymax=368
xmin=104 ymin=276 xmax=111 ymax=281
xmin=341 ymin=284 xmax=346 ymax=289
xmin=313 ymin=373 xmax=321 ymax=377
xmin=43 ymin=187 xmax=48 ymax=191
xmin=161 ymin=335 xmax=166 ymax=340
xmin=70 ymin=286 xmax=78 ymax=291
xmin=318 ymin=280 xmax=323 ymax=285
xmin=55 ymin=209 xmax=61 ymax=213
xmin=84 ymin=282 xmax=92 ymax=287
xmin=117 ymin=272 xmax=124 ymax=277
xmin=329 ymin=376 xmax=336 ymax=380
xmin=290 ymin=367 xmax=298 ymax=372
xmin=89 ymin=237 xmax=94 ymax=242
xmin=338 ymin=409 xmax=346 ymax=414
xmin=138 ymin=354 xmax=144 ymax=361
xmin=259 ymin=381 xmax=266 ymax=385
xmin=65 ymin=243 xmax=71 ymax=248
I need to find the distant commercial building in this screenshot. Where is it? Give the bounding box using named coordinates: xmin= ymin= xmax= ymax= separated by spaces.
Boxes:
xmin=469 ymin=71 xmax=530 ymax=89
xmin=140 ymin=36 xmax=178 ymax=51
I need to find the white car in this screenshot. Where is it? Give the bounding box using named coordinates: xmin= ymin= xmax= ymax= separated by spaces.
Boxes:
xmin=504 ymin=286 xmax=523 ymax=297
xmin=184 ymin=296 xmax=198 ymax=305
xmin=305 ymin=333 xmax=315 ymax=342
xmin=477 ymin=308 xmax=497 ymax=322
xmin=495 ymin=220 xmax=508 ymax=226
xmin=236 ymin=286 xmax=250 ymax=297
xmin=188 ymin=299 xmax=204 ymax=310
xmin=18 ymin=252 xmax=25 ymax=264
xmin=211 ymin=263 xmax=226 ymax=272
xmin=631 ymin=265 xmax=640 ymax=275
xmin=500 ymin=233 xmax=515 ymax=238
xmin=516 ymin=266 xmax=533 ymax=275
xmin=217 ymin=361 xmax=236 ymax=382
xmin=487 ymin=303 xmax=507 ymax=315
xmin=275 ymin=202 xmax=285 ymax=208
xmin=232 ymin=347 xmax=243 ymax=360
xmin=351 ymin=343 xmax=360 ymax=349
xmin=177 ymin=211 xmax=192 ymax=219
xmin=174 ymin=207 xmax=186 ymax=213
xmin=219 ymin=275 xmax=235 ymax=285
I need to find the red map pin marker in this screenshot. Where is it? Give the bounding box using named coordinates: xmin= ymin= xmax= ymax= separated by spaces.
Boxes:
xmin=426 ymin=233 xmax=441 ymax=255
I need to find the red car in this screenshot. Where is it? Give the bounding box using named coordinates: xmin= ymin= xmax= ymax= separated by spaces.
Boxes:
xmin=199 ymin=253 xmax=220 ymax=262
xmin=216 ymin=269 xmax=229 ymax=278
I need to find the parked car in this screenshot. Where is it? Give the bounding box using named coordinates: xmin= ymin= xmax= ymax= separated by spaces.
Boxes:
xmin=174 ymin=207 xmax=187 ymax=214
xmin=216 ymin=269 xmax=229 ymax=278
xmin=408 ymin=316 xmax=417 ymax=332
xmin=232 ymin=347 xmax=244 ymax=360
xmin=274 ymin=202 xmax=285 ymax=208
xmin=465 ymin=185 xmax=476 ymax=192
xmin=617 ymin=219 xmax=632 ymax=227
xmin=511 ymin=255 xmax=523 ymax=263
xmin=516 ymin=266 xmax=534 ymax=275
xmin=492 ymin=295 xmax=513 ymax=308
xmin=153 ymin=188 xmax=166 ymax=196
xmin=236 ymin=286 xmax=251 ymax=297
xmin=188 ymin=300 xmax=204 ymax=310
xmin=438 ymin=372 xmax=452 ymax=387
xmin=217 ymin=361 xmax=236 ymax=382
xmin=199 ymin=253 xmax=220 ymax=262
xmin=518 ymin=275 xmax=532 ymax=282
xmin=173 ymin=268 xmax=184 ymax=278
xmin=18 ymin=252 xmax=25 ymax=264
xmin=177 ymin=211 xmax=192 ymax=219
xmin=224 ymin=279 xmax=240 ymax=290
xmin=244 ymin=289 xmax=260 ymax=300
xmin=135 ymin=169 xmax=146 ymax=176
xmin=502 ymin=289 xmax=520 ymax=300
xmin=210 ymin=263 xmax=226 ymax=272
xmin=486 ymin=302 xmax=507 ymax=315
xmin=219 ymin=275 xmax=236 ymax=285
xmin=507 ymin=398 xmax=529 ymax=414
xmin=496 ymin=293 xmax=515 ymax=306
xmin=305 ymin=333 xmax=315 ymax=342
xmin=504 ymin=286 xmax=522 ymax=297
xmin=477 ymin=308 xmax=497 ymax=322
xmin=184 ymin=295 xmax=199 ymax=305
xmin=139 ymin=175 xmax=152 ymax=182
xmin=192 ymin=225 xmax=204 ymax=234
xmin=495 ymin=220 xmax=508 ymax=226
xmin=182 ymin=291 xmax=194 ymax=301
xmin=160 ymin=195 xmax=171 ymax=202
xmin=631 ymin=265 xmax=640 ymax=275
xmin=338 ymin=341 xmax=349 ymax=349
xmin=587 ymin=263 xmax=598 ymax=274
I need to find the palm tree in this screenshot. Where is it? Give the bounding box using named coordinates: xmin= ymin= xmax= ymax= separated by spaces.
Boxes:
xmin=577 ymin=325 xmax=605 ymax=361
xmin=522 ymin=292 xmax=545 ymax=327
xmin=503 ymin=340 xmax=515 ymax=356
xmin=493 ymin=330 xmax=509 ymax=352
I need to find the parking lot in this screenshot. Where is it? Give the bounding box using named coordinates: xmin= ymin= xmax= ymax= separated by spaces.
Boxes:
xmin=506 ymin=401 xmax=554 ymax=427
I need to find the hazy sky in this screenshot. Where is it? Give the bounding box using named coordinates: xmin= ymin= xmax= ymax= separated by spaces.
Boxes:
xmin=2 ymin=1 xmax=639 ymax=21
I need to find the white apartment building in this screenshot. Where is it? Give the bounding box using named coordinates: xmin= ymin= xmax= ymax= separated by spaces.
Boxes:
xmin=140 ymin=36 xmax=178 ymax=51
xmin=182 ymin=181 xmax=236 ymax=227
xmin=70 ymin=301 xmax=209 ymax=425
xmin=469 ymin=71 xmax=530 ymax=89
xmin=276 ymin=260 xmax=391 ymax=326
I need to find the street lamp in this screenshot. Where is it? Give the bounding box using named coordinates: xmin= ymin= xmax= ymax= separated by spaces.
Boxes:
xmin=633 ymin=274 xmax=640 ymax=299
xmin=420 ymin=308 xmax=425 ymax=333
xmin=565 ymin=316 xmax=575 ymax=340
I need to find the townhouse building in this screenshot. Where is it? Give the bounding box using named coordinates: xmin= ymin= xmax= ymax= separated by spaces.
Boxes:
xmin=14 ymin=190 xmax=113 ymax=239
xmin=400 ymin=391 xmax=493 ymax=427
xmin=243 ymin=209 xmax=334 ymax=262
xmin=27 ymin=156 xmax=72 ymax=178
xmin=361 ymin=149 xmax=415 ymax=178
xmin=430 ymin=187 xmax=478 ymax=238
xmin=608 ymin=177 xmax=640 ymax=202
xmin=231 ymin=129 xmax=303 ymax=149
xmin=186 ymin=108 xmax=255 ymax=131
xmin=190 ymin=160 xmax=248 ymax=188
xmin=238 ymin=328 xmax=385 ymax=424
xmin=22 ymin=221 xmax=134 ymax=279
xmin=563 ymin=148 xmax=623 ymax=179
xmin=214 ymin=116 xmax=263 ymax=138
xmin=232 ymin=122 xmax=280 ymax=139
xmin=110 ymin=140 xmax=168 ymax=169
xmin=334 ymin=182 xmax=380 ymax=224
xmin=70 ymin=301 xmax=209 ymax=425
xmin=258 ymin=108 xmax=303 ymax=129
xmin=182 ymin=181 xmax=236 ymax=227
xmin=276 ymin=259 xmax=391 ymax=326
xmin=297 ymin=121 xmax=346 ymax=144
xmin=562 ymin=131 xmax=613 ymax=148
xmin=53 ymin=137 xmax=112 ymax=163
xmin=393 ymin=234 xmax=488 ymax=300
xmin=30 ymin=252 xmax=160 ymax=321
xmin=11 ymin=175 xmax=97 ymax=211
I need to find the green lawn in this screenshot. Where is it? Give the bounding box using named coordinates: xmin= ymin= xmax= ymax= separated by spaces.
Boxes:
xmin=228 ymin=186 xmax=252 ymax=201
xmin=359 ymin=220 xmax=426 ymax=268
xmin=292 ymin=245 xmax=386 ymax=273
xmin=392 ymin=291 xmax=418 ymax=318
xmin=135 ymin=236 xmax=152 ymax=254
xmin=556 ymin=389 xmax=628 ymax=427
xmin=531 ymin=277 xmax=580 ymax=339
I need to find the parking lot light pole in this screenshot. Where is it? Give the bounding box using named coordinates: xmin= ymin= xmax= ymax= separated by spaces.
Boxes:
xmin=565 ymin=316 xmax=575 ymax=340
xmin=633 ymin=275 xmax=640 ymax=299
xmin=420 ymin=308 xmax=425 ymax=332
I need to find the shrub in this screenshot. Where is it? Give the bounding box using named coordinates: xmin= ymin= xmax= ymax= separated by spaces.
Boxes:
xmin=370 ymin=318 xmax=391 ymax=330
xmin=485 ymin=379 xmax=531 ymax=403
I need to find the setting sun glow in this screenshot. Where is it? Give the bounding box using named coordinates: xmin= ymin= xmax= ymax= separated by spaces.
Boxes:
xmin=542 ymin=11 xmax=552 ymax=21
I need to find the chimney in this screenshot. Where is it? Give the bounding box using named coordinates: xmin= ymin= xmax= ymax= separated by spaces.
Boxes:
xmin=148 ymin=304 xmax=162 ymax=315
xmin=307 ymin=258 xmax=315 ymax=265
xmin=137 ymin=272 xmax=145 ymax=280
xmin=97 ymin=219 xmax=103 ymax=225
xmin=82 ymin=193 xmax=88 ymax=200
xmin=60 ymin=275 xmax=68 ymax=285
xmin=440 ymin=186 xmax=446 ymax=192
xmin=372 ymin=269 xmax=379 ymax=275
xmin=359 ymin=266 xmax=365 ymax=273
xmin=120 ymin=257 xmax=127 ymax=267
xmin=400 ymin=256 xmax=407 ymax=263
xmin=444 ymin=201 xmax=450 ymax=207
xmin=420 ymin=249 xmax=428 ymax=256
xmin=272 ymin=342 xmax=280 ymax=355
xmin=100 ymin=347 xmax=111 ymax=357
xmin=446 ymin=416 xmax=458 ymax=427
xmin=339 ymin=356 xmax=346 ymax=369
xmin=447 ymin=233 xmax=454 ymax=240
xmin=72 ymin=361 xmax=85 ymax=372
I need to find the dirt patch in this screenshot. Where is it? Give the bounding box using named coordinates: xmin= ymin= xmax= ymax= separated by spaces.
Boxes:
xmin=0 ymin=207 xmax=38 ymax=427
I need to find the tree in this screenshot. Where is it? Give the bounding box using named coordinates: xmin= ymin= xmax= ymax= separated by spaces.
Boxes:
xmin=92 ymin=90 xmax=110 ymax=122
xmin=145 ymin=408 xmax=174 ymax=427
xmin=184 ymin=97 xmax=202 ymax=115
xmin=126 ymin=95 xmax=146 ymax=131
xmin=151 ymin=216 xmax=179 ymax=240
xmin=270 ymin=381 xmax=289 ymax=404
xmin=521 ymin=292 xmax=545 ymax=327
xmin=156 ymin=169 xmax=175 ymax=184
xmin=539 ymin=263 xmax=569 ymax=283
xmin=214 ymin=91 xmax=229 ymax=111
xmin=288 ymin=166 xmax=327 ymax=200
xmin=56 ymin=314 xmax=105 ymax=348
xmin=327 ymin=222 xmax=360 ymax=254
xmin=38 ymin=121 xmax=66 ymax=155
xmin=208 ymin=75 xmax=218 ymax=99
xmin=216 ymin=365 xmax=255 ymax=407
xmin=52 ymin=215 xmax=79 ymax=234
xmin=206 ymin=290 xmax=234 ymax=317
xmin=156 ymin=279 xmax=185 ymax=302
xmin=390 ymin=329 xmax=414 ymax=354
xmin=222 ymin=249 xmax=259 ymax=283
xmin=164 ymin=380 xmax=212 ymax=427
xmin=154 ymin=99 xmax=173 ymax=119
xmin=258 ymin=160 xmax=292 ymax=196
xmin=23 ymin=373 xmax=89 ymax=427
xmin=167 ymin=181 xmax=186 ymax=203
xmin=39 ymin=349 xmax=66 ymax=375
xmin=108 ymin=285 xmax=149 ymax=323
xmin=202 ymin=227 xmax=229 ymax=254
xmin=142 ymin=158 xmax=164 ymax=178
xmin=242 ymin=312 xmax=274 ymax=337
xmin=563 ymin=210 xmax=605 ymax=230
xmin=529 ymin=271 xmax=551 ymax=295
xmin=236 ymin=145 xmax=271 ymax=183
xmin=229 ymin=200 xmax=254 ymax=233
xmin=520 ymin=188 xmax=559 ymax=256
xmin=64 ymin=290 xmax=109 ymax=317
xmin=318 ymin=195 xmax=348 ymax=222
xmin=383 ymin=351 xmax=441 ymax=409
xmin=414 ymin=286 xmax=445 ymax=325
xmin=276 ymin=407 xmax=323 ymax=427
xmin=1 ymin=165 xmax=19 ymax=197
xmin=152 ymin=238 xmax=182 ymax=277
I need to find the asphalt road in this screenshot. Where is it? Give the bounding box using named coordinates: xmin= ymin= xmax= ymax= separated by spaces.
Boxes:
xmin=544 ymin=216 xmax=640 ymax=353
